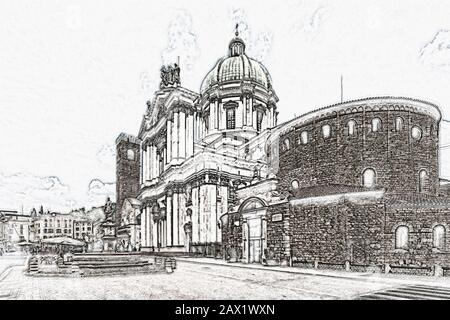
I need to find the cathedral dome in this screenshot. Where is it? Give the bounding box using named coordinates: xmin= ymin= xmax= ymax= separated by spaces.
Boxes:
xmin=200 ymin=32 xmax=273 ymax=95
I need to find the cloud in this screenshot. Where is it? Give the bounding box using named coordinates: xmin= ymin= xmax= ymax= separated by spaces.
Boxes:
xmin=0 ymin=172 xmax=77 ymax=212
xmin=86 ymin=206 xmax=106 ymax=224
xmin=228 ymin=8 xmax=273 ymax=62
xmin=290 ymin=5 xmax=331 ymax=41
xmin=250 ymin=32 xmax=273 ymax=62
xmin=87 ymin=178 xmax=115 ymax=205
xmin=420 ymin=30 xmax=450 ymax=68
xmin=139 ymin=70 xmax=158 ymax=94
xmin=161 ymin=10 xmax=200 ymax=70
xmin=96 ymin=144 xmax=116 ymax=166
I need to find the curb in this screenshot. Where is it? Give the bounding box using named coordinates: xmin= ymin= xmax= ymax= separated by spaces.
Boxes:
xmin=176 ymin=258 xmax=450 ymax=288
xmin=176 ymin=258 xmax=371 ymax=282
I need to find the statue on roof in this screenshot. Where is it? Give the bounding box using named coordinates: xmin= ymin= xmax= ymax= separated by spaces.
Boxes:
xmin=160 ymin=62 xmax=181 ymax=88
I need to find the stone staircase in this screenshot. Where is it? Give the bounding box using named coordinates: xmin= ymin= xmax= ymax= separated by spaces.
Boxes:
xmin=70 ymin=253 xmax=175 ymax=277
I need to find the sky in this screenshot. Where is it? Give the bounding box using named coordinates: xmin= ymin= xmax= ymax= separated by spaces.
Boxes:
xmin=2 ymin=0 xmax=450 ymax=212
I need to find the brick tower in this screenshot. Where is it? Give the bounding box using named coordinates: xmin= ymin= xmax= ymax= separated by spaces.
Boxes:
xmin=115 ymin=133 xmax=141 ymax=223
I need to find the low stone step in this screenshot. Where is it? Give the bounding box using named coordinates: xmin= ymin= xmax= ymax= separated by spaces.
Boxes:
xmin=76 ymin=262 xmax=149 ymax=269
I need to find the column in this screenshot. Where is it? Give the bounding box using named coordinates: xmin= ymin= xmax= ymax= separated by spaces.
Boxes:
xmin=167 ymin=119 xmax=172 ymax=163
xmin=186 ymin=114 xmax=192 ymax=157
xmin=142 ymin=146 xmax=146 ymax=182
xmin=210 ymin=103 xmax=215 ymax=131
xmin=215 ymin=100 xmax=220 ymax=130
xmin=212 ymin=186 xmax=218 ymax=242
xmin=152 ymin=216 xmax=158 ymax=248
xmin=173 ymin=112 xmax=179 ymax=161
xmin=193 ymin=112 xmax=198 ymax=142
xmin=148 ymin=146 xmax=155 ymax=180
xmin=140 ymin=146 xmax=144 ymax=184
xmin=192 ymin=186 xmax=199 ymax=243
xmin=146 ymin=207 xmax=151 ymax=248
xmin=141 ymin=209 xmax=147 ymax=246
xmin=148 ymin=146 xmax=152 ymax=180
xmin=166 ymin=195 xmax=172 ymax=246
xmin=145 ymin=146 xmax=150 ymax=180
xmin=243 ymin=96 xmax=247 ymax=126
xmin=242 ymin=220 xmax=248 ymax=263
xmin=173 ymin=193 xmax=179 ymax=246
xmin=272 ymin=107 xmax=277 ymax=127
xmin=163 ymin=148 xmax=167 ymax=172
xmin=151 ymin=146 xmax=156 ymax=179
xmin=179 ymin=111 xmax=186 ymax=159
xmin=199 ymin=185 xmax=206 ymax=243
xmin=156 ymin=152 xmax=160 ymax=177
xmin=248 ymin=96 xmax=253 ymax=126
xmin=149 ymin=146 xmax=154 ymax=180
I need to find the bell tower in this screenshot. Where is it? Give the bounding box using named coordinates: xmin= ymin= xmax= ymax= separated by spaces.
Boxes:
xmin=116 ymin=133 xmax=141 ymax=221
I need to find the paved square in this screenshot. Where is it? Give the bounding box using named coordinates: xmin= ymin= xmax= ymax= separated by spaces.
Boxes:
xmin=3 ymin=256 xmax=450 ymax=300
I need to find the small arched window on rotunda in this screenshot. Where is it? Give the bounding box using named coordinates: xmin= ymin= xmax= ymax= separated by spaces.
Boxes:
xmin=419 ymin=169 xmax=428 ymax=193
xmin=395 ymin=117 xmax=404 ymax=132
xmin=347 ymin=120 xmax=356 ymax=136
xmin=127 ymin=149 xmax=135 ymax=160
xmin=291 ymin=179 xmax=300 ymax=189
xmin=322 ymin=124 xmax=331 ymax=139
xmin=283 ymin=138 xmax=291 ymax=151
xmin=372 ymin=117 xmax=382 ymax=132
xmin=411 ymin=126 xmax=422 ymax=141
xmin=395 ymin=226 xmax=409 ymax=249
xmin=362 ymin=168 xmax=376 ymax=188
xmin=300 ymin=131 xmax=308 ymax=144
xmin=433 ymin=225 xmax=446 ymax=250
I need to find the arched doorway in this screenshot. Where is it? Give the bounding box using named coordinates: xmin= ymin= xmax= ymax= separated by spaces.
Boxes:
xmin=239 ymin=197 xmax=267 ymax=264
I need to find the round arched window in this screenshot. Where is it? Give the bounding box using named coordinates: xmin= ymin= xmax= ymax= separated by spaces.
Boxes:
xmin=283 ymin=138 xmax=291 ymax=151
xmin=127 ymin=149 xmax=135 ymax=160
xmin=433 ymin=225 xmax=446 ymax=249
xmin=322 ymin=124 xmax=331 ymax=139
xmin=300 ymin=131 xmax=308 ymax=144
xmin=291 ymin=180 xmax=300 ymax=189
xmin=347 ymin=120 xmax=356 ymax=136
xmin=419 ymin=169 xmax=428 ymax=193
xmin=395 ymin=117 xmax=404 ymax=132
xmin=372 ymin=118 xmax=382 ymax=132
xmin=395 ymin=226 xmax=409 ymax=249
xmin=363 ymin=168 xmax=376 ymax=188
xmin=411 ymin=126 xmax=422 ymax=140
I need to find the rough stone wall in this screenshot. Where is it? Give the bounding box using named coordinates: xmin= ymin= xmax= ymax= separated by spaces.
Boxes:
xmin=265 ymin=203 xmax=290 ymax=263
xmin=383 ymin=207 xmax=450 ymax=267
xmin=278 ymin=109 xmax=439 ymax=195
xmin=116 ymin=139 xmax=140 ymax=222
xmin=287 ymin=201 xmax=385 ymax=265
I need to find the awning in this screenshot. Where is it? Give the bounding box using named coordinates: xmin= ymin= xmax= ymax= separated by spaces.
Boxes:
xmin=17 ymin=241 xmax=39 ymax=246
xmin=41 ymin=237 xmax=85 ymax=246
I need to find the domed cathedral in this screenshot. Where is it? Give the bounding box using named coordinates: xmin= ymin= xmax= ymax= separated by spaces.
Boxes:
xmin=115 ymin=29 xmax=278 ymax=255
xmin=116 ymin=28 xmax=450 ymax=274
